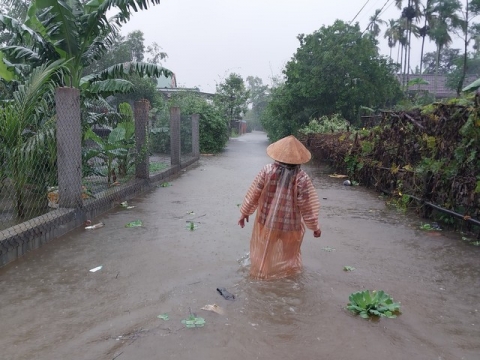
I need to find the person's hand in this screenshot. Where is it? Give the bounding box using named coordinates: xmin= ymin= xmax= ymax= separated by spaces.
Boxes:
xmin=238 ymin=214 xmax=249 ymax=228
xmin=313 ymin=229 xmax=321 ymax=238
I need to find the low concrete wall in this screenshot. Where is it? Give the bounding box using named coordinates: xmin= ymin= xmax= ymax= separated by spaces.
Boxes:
xmin=0 ymin=158 xmax=198 ymax=267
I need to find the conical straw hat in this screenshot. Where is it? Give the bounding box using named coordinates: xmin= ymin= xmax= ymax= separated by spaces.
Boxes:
xmin=266 ymin=135 xmax=311 ymax=164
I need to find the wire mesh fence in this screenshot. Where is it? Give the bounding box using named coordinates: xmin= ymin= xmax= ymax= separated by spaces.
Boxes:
xmin=1 ymin=93 xmax=199 ymax=265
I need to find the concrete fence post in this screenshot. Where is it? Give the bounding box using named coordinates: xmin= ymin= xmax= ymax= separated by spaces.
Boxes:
xmin=134 ymin=99 xmax=150 ymax=180
xmin=191 ymin=114 xmax=200 ymax=158
xmin=170 ymin=107 xmax=181 ymax=166
xmin=55 ymin=87 xmax=83 ymax=208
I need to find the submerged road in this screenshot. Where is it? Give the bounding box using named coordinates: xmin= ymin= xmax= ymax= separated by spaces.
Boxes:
xmin=0 ymin=131 xmax=479 ymax=360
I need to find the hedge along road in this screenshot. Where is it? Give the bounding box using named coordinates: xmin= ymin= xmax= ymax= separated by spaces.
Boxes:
xmin=0 ymin=131 xmax=479 ymax=360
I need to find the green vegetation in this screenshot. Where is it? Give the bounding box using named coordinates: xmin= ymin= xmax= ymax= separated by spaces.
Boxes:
xmin=347 ymin=290 xmax=401 ymax=319
xmin=261 ymin=20 xmax=402 ymax=141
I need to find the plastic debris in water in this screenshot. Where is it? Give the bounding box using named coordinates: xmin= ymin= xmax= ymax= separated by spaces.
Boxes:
xmin=343 ymin=180 xmax=352 ymax=186
xmin=238 ymin=252 xmax=251 ymax=267
xmin=201 ymin=304 xmax=225 ymax=315
xmin=89 ymin=266 xmax=102 ymax=272
xmin=322 ymin=246 xmax=336 ymax=252
xmin=85 ymin=222 xmax=105 ymax=230
xmin=125 ymin=220 xmax=142 ymax=228
xmin=217 ymin=287 xmax=235 ymax=301
xmin=157 ymin=313 xmax=169 ymax=320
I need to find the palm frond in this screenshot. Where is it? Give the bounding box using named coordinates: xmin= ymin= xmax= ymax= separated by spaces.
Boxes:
xmin=81 ymin=61 xmax=172 ymax=85
xmin=83 ymin=78 xmax=134 ymax=97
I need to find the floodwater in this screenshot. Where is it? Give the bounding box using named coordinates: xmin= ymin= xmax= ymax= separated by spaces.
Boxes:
xmin=0 ymin=132 xmax=479 ymax=360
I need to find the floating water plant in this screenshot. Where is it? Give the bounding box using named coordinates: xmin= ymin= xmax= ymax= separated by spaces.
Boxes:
xmin=419 ymin=222 xmax=442 ymax=231
xmin=157 ymin=313 xmax=169 ymax=321
xmin=160 ymin=182 xmax=172 ymax=187
xmin=125 ymin=220 xmax=142 ymax=228
xmin=186 ymin=221 xmax=198 ymax=231
xmin=347 ymin=290 xmax=400 ymax=319
xmin=343 ymin=266 xmax=355 ymax=272
xmin=181 ymin=315 xmax=205 ymax=328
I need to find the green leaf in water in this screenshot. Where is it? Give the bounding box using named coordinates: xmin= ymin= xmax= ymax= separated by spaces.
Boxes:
xmin=157 ymin=313 xmax=169 ymax=320
xmin=344 ymin=266 xmax=356 ymax=271
xmin=125 ymin=220 xmax=143 ymax=228
xmin=181 ymin=315 xmax=205 ymax=328
xmin=160 ymin=182 xmax=172 ymax=187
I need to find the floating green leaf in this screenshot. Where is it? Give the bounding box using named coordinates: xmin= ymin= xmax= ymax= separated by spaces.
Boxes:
xmin=419 ymin=223 xmax=442 ymax=231
xmin=160 ymin=182 xmax=172 ymax=187
xmin=181 ymin=315 xmax=205 ymax=328
xmin=347 ymin=290 xmax=400 ymax=319
xmin=343 ymin=266 xmax=356 ymax=272
xmin=157 ymin=313 xmax=169 ymax=321
xmin=186 ymin=221 xmax=197 ymax=231
xmin=125 ymin=220 xmax=142 ymax=228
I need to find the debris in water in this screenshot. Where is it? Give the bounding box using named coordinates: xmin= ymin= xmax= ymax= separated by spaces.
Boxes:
xmin=89 ymin=266 xmax=103 ymax=272
xmin=217 ymin=287 xmax=235 ymax=301
xmin=238 ymin=252 xmax=251 ymax=267
xmin=344 ymin=266 xmax=356 ymax=272
xmin=157 ymin=313 xmax=169 ymax=321
xmin=419 ymin=222 xmax=442 ymax=231
xmin=120 ymin=201 xmax=135 ymax=209
xmin=181 ymin=315 xmax=206 ymax=328
xmin=186 ymin=221 xmax=198 ymax=231
xmin=85 ymin=222 xmax=105 ymax=230
xmin=329 ymin=174 xmax=348 ymax=178
xmin=160 ymin=182 xmax=172 ymax=187
xmin=201 ymin=304 xmax=225 ymax=315
xmin=322 ymin=246 xmax=336 ymax=252
xmin=125 ymin=220 xmax=142 ymax=228
xmin=343 ymin=180 xmax=352 ymax=186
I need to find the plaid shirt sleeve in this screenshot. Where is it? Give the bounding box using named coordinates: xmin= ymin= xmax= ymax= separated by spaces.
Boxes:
xmin=240 ymin=166 xmax=267 ymax=216
xmin=297 ymin=171 xmax=320 ymax=231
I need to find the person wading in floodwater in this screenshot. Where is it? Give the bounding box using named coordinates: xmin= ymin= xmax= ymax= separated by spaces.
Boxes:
xmin=238 ymin=135 xmax=322 ymax=280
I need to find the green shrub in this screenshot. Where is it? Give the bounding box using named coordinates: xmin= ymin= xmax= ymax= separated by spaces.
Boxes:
xmin=299 ymin=114 xmax=350 ymax=135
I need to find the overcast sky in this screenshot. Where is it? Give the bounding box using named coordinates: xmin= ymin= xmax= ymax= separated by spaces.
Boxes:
xmin=120 ymin=0 xmax=468 ymax=93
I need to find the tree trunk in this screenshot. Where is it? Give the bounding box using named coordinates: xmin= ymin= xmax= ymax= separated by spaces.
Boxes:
xmin=434 ymin=45 xmax=441 ymax=98
xmin=406 ymin=21 xmax=413 ymax=91
xmin=458 ymin=1 xmax=469 ymax=95
xmin=419 ymin=16 xmax=428 ymax=75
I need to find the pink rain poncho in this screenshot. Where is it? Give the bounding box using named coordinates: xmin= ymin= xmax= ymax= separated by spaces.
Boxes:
xmin=240 ymin=162 xmax=320 ymax=280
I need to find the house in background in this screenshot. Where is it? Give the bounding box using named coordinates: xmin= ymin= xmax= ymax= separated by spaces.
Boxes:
xmin=156 ymin=73 xmax=214 ymax=100
xmin=397 ymin=74 xmax=478 ymax=98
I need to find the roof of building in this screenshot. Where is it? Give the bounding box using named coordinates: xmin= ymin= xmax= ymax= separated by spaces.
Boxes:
xmin=397 ymin=74 xmax=478 ymax=98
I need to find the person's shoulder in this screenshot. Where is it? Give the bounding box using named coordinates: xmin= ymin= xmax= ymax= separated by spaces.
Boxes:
xmin=263 ymin=163 xmax=275 ymax=173
xmin=296 ymin=169 xmax=313 ymax=184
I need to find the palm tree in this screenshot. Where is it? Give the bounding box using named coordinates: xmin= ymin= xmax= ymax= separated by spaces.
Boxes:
xmin=0 ymin=0 xmax=171 ymax=96
xmin=0 ymin=61 xmax=64 ymax=218
xmin=367 ymin=9 xmax=387 ymax=39
xmin=395 ymin=0 xmax=422 ymax=89
xmin=419 ymin=0 xmax=436 ymax=75
xmin=384 ymin=19 xmax=400 ymax=61
xmin=429 ymin=0 xmax=462 ymax=97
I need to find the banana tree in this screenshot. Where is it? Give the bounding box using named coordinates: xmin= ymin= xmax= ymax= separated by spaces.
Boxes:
xmin=0 ymin=0 xmax=171 ymax=95
xmin=84 ymin=121 xmax=135 ymax=184
xmin=0 ymin=60 xmax=64 ymax=218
